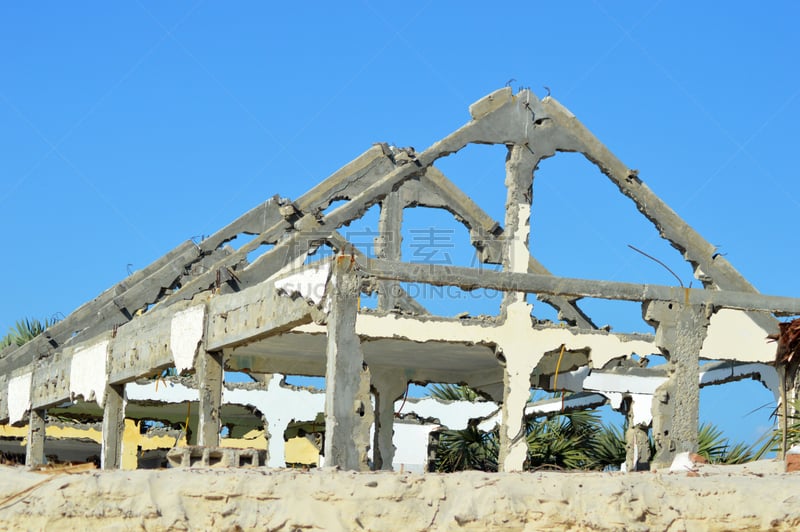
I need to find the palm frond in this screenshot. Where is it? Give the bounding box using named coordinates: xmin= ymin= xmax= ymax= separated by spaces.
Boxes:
xmin=428 ymin=383 xmax=480 ymax=402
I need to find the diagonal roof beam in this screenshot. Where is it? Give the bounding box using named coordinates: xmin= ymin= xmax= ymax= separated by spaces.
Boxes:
xmin=416 ymin=167 xmax=597 ymax=329
xmin=530 ymin=95 xmax=777 ymax=334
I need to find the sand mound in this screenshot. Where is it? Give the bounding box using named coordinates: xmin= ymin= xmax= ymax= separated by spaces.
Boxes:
xmin=0 ymin=461 xmax=797 ymax=530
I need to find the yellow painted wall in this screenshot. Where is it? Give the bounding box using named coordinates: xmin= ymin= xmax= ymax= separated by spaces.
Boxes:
xmin=285 ymin=436 xmax=321 ymax=466
xmin=2 ymin=422 xmax=278 ymax=469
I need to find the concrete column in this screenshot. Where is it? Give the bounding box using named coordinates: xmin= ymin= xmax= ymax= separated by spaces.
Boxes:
xmin=498 ymin=144 xmax=538 ymax=472
xmin=371 ymin=369 xmax=407 ymax=470
xmin=644 ymin=300 xmax=711 ymax=468
xmin=323 ymin=258 xmax=373 ymax=471
xmin=499 ymin=348 xmax=533 ymax=471
xmin=25 ymin=408 xmax=46 ymax=467
xmin=102 ymin=383 xmax=126 ymax=470
xmin=500 ymin=144 xmax=535 ymax=311
xmin=197 ymin=350 xmax=224 ymax=447
xmin=376 ymin=191 xmax=403 ymax=311
xmin=624 ymin=397 xmax=651 ymax=471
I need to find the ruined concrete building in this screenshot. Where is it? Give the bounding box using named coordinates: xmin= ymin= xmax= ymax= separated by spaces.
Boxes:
xmin=1 ymin=88 xmax=798 ymax=472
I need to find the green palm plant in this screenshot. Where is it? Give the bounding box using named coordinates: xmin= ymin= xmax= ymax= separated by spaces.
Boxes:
xmin=588 ymin=422 xmax=628 ymax=470
xmin=429 ymin=384 xmax=772 ymax=472
xmin=697 ymin=421 xmax=773 ymax=464
xmin=1 ymin=316 xmax=58 ymax=349
xmin=428 ymin=383 xmax=480 ymax=402
xmin=435 ymin=424 xmax=498 ymax=472
xmin=524 ymin=409 xmax=601 ymax=470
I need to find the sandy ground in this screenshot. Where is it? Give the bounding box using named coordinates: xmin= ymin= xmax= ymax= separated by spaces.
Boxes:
xmin=0 ymin=460 xmax=797 ymax=531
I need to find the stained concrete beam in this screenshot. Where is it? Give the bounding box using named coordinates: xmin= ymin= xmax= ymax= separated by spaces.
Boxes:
xmin=160 ymin=146 xmax=397 ymax=306
xmin=205 ymin=269 xmax=322 ymax=352
xmin=416 ymin=167 xmax=595 ymax=328
xmin=327 ymin=232 xmax=428 ymax=315
xmin=108 ymin=300 xmax=207 ymax=384
xmin=199 ymin=195 xmax=287 ymax=253
xmin=30 ymin=350 xmax=71 ymax=410
xmin=358 ymin=258 xmax=800 ymax=316
xmin=0 ymin=241 xmax=201 ymax=379
xmin=534 ymin=94 xmax=777 ymax=334
xmin=294 ymin=144 xmax=397 ymax=214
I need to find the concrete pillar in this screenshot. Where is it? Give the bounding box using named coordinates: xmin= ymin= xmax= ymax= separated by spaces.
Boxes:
xmin=101 ymin=383 xmax=126 ymax=470
xmin=498 ymin=144 xmax=538 ymax=472
xmin=500 ymin=144 xmax=535 ymax=309
xmin=323 ymin=258 xmax=373 ymax=471
xmin=197 ymin=350 xmax=224 ymax=447
xmin=644 ymin=300 xmax=711 ymax=468
xmin=624 ymin=397 xmax=651 ymax=471
xmin=371 ymin=369 xmax=407 ymax=470
xmin=25 ymin=408 xmax=46 ymax=467
xmin=376 ymin=190 xmax=403 ymax=311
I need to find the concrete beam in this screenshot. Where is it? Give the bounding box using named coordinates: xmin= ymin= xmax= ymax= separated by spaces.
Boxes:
xmin=206 ymin=274 xmax=317 ymax=352
xmin=535 ymin=94 xmax=777 ymax=335
xmin=30 ymin=351 xmax=71 ymax=410
xmin=327 ymin=232 xmax=428 ymax=315
xmin=417 ymin=167 xmax=594 ymax=328
xmin=358 ymin=258 xmax=800 ymax=316
xmin=108 ymin=301 xmax=204 ymax=384
xmin=0 ymin=242 xmax=200 ymax=378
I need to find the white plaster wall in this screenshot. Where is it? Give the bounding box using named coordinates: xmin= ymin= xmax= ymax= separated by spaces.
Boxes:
xmin=583 ymin=372 xmax=667 ymax=396
xmin=700 ymin=309 xmax=774 ymax=363
xmin=170 ymin=305 xmax=205 ymax=372
xmin=127 ymin=381 xmax=199 ymax=403
xmin=699 ymin=362 xmax=779 ymax=402
xmin=8 ymin=372 xmax=32 ymax=424
xmin=401 ymin=397 xmax=498 ymax=429
xmin=275 ymin=262 xmax=331 ymax=306
xmin=392 ymin=423 xmax=438 ymax=473
xmin=69 ymin=340 xmax=109 ymax=407
xmin=352 ymin=313 xmax=656 ymax=369
xmin=223 ymin=375 xmax=325 ymax=468
xmin=509 ymin=203 xmax=530 ymax=272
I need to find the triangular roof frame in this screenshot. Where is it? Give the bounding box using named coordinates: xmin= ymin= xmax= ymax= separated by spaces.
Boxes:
xmin=0 ymin=87 xmax=778 ymax=372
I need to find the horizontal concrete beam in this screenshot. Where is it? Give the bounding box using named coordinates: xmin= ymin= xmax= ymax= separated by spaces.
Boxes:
xmin=358 ymin=258 xmax=800 ymax=316
xmin=206 ymin=274 xmax=318 ymax=352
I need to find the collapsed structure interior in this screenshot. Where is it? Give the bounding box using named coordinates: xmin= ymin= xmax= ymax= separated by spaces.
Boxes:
xmin=1 ymin=87 xmax=797 ymax=472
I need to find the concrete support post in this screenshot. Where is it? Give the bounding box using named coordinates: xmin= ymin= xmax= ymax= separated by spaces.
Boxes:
xmin=500 ymin=144 xmax=535 ymax=311
xmin=499 ymin=346 xmax=536 ymax=471
xmin=498 ymin=144 xmax=538 ymax=472
xmin=376 ymin=191 xmax=403 ymax=311
xmin=624 ymin=397 xmax=652 ymax=471
xmin=371 ymin=369 xmax=407 ymax=470
xmin=101 ymin=384 xmax=126 ymax=470
xmin=644 ymin=300 xmax=711 ymax=468
xmin=25 ymin=408 xmax=46 ymax=468
xmin=324 ymin=258 xmax=373 ymax=471
xmin=197 ymin=350 xmax=224 ymax=447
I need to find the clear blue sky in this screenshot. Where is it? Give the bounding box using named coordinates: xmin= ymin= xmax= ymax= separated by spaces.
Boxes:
xmin=2 ymin=2 xmax=798 ymax=446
